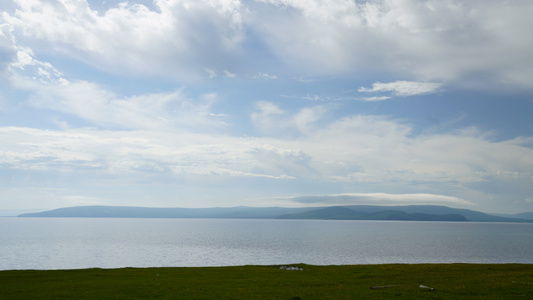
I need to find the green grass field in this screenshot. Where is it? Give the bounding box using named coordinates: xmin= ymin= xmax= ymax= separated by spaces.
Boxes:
xmin=1 ymin=264 xmax=532 ymax=299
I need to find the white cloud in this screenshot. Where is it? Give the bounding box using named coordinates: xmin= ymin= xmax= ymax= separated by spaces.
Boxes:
xmin=282 ymin=193 xmax=475 ymax=207
xmin=4 ymin=0 xmax=244 ymax=79
xmin=251 ymin=101 xmax=328 ymax=136
xmin=0 ymin=23 xmax=17 ymax=79
xmin=302 ymin=95 xmax=324 ymax=101
xmin=358 ymin=81 xmax=442 ymax=97
xmin=359 ymin=96 xmax=391 ymax=102
xmin=2 ymin=1 xmax=533 ymax=214
xmin=12 ymin=111 xmax=528 ymax=194
xmin=1 ymin=110 xmax=533 ymax=209
xmin=0 ymin=21 xmax=67 ymax=87
xmin=4 ymin=1 xmax=533 ymax=89
xmin=11 ymin=47 xmax=65 ymax=84
xmin=0 ymin=126 xmax=304 ymax=181
xmin=21 ymin=79 xmax=225 ymax=131
xmin=205 ymin=68 xmax=217 ymax=78
xmin=224 ymin=69 xmax=237 ymax=78
xmin=254 ymin=72 xmax=278 ymax=80
xmin=252 ymin=0 xmax=533 ymax=90
xmin=250 ymin=101 xmax=286 ymax=134
xmin=250 ymin=144 xmax=316 ymax=178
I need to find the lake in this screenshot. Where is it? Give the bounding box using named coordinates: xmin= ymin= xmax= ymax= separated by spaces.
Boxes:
xmin=1 ymin=218 xmax=532 ymax=270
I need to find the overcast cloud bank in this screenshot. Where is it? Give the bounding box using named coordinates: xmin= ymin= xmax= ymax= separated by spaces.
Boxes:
xmin=1 ymin=0 xmax=532 ymax=213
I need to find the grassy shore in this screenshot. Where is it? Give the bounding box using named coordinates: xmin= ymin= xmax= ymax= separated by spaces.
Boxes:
xmin=1 ymin=264 xmax=532 ymax=299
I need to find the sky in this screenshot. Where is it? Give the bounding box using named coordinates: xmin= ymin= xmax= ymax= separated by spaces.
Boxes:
xmin=1 ymin=0 xmax=533 ymax=215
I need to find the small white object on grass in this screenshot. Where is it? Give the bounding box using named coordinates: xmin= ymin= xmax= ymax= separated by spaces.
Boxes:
xmin=419 ymin=285 xmax=435 ymax=291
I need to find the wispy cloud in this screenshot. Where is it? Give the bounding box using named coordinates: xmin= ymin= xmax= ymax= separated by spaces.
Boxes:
xmin=359 ymin=96 xmax=391 ymax=102
xmin=358 ymin=81 xmax=442 ymax=97
xmin=254 ymin=72 xmax=278 ymax=80
xmin=205 ymin=69 xmax=217 ymax=79
xmin=224 ymin=70 xmax=237 ymax=78
xmin=23 ymin=80 xmax=226 ymax=131
xmin=302 ymin=95 xmax=325 ymax=101
xmin=251 ymin=101 xmax=327 ymax=136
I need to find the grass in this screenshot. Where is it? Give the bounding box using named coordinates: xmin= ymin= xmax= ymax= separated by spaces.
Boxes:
xmin=1 ymin=264 xmax=532 ymax=299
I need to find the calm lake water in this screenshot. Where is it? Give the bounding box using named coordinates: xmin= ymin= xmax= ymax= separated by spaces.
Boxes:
xmin=1 ymin=218 xmax=532 ymax=270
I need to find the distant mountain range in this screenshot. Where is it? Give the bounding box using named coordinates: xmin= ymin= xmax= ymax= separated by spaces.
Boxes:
xmin=18 ymin=205 xmax=533 ymax=223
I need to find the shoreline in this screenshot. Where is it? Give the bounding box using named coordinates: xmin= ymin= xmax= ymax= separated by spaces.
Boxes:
xmin=2 ymin=262 xmax=533 ymax=271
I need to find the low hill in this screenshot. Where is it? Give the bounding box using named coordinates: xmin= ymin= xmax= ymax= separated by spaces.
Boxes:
xmin=17 ymin=205 xmax=312 ymax=219
xmin=491 ymin=212 xmax=533 ymax=221
xmin=277 ymin=206 xmax=361 ymax=220
xmin=343 ymin=205 xmax=530 ymax=222
xmin=17 ymin=205 xmax=532 ymax=223
xmin=277 ymin=207 xmax=468 ymax=221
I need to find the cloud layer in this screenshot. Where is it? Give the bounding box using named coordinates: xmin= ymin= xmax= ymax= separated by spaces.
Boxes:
xmin=2 ymin=0 xmax=533 ymax=88
xmin=282 ymin=193 xmax=475 ymax=207
xmin=1 ymin=108 xmax=532 ymax=209
xmin=253 ymin=0 xmax=533 ymax=89
xmin=1 ymin=0 xmax=533 ymax=213
xmin=4 ymin=0 xmax=244 ymax=79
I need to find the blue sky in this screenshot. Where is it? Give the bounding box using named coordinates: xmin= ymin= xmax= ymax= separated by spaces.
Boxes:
xmin=1 ymin=0 xmax=533 ymax=214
